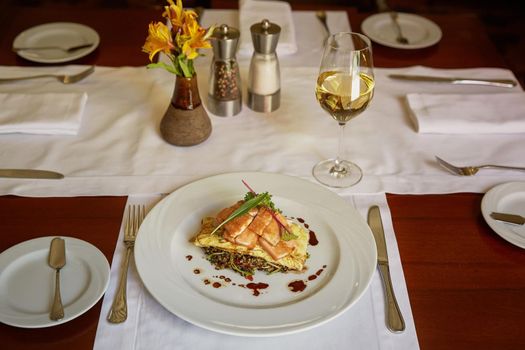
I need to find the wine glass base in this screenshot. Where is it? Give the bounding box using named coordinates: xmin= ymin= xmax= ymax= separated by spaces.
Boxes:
xmin=312 ymin=159 xmax=363 ymax=188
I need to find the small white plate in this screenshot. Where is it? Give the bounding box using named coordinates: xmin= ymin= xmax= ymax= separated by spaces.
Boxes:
xmin=13 ymin=22 xmax=100 ymax=64
xmin=481 ymin=182 xmax=525 ymax=249
xmin=135 ymin=172 xmax=376 ymax=337
xmin=0 ymin=236 xmax=110 ymax=328
xmin=361 ymin=12 xmax=442 ymax=49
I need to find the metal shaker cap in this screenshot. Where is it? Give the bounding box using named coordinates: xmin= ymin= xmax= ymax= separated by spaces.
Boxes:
xmin=211 ymin=24 xmax=240 ymax=60
xmin=250 ymin=19 xmax=281 ymax=54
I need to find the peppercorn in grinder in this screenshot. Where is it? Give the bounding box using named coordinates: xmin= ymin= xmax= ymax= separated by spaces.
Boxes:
xmin=247 ymin=19 xmax=281 ymax=113
xmin=208 ymin=24 xmax=242 ymax=117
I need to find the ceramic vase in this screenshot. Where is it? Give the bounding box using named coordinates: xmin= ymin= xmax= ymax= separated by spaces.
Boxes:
xmin=160 ymin=75 xmax=212 ymax=146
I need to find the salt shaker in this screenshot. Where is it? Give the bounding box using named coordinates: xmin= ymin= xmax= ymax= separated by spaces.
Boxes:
xmin=247 ymin=19 xmax=281 ymax=113
xmin=208 ymin=24 xmax=242 ymax=116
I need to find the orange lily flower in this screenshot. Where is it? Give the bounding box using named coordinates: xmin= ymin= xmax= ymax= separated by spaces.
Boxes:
xmin=142 ymin=22 xmax=175 ymax=62
xmin=181 ymin=17 xmax=213 ymax=59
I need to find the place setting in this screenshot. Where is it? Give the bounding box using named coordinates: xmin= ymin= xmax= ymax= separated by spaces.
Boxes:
xmin=0 ymin=236 xmax=110 ymax=328
xmin=2 ymin=0 xmax=525 ymax=349
xmin=12 ymin=22 xmax=99 ymax=64
xmin=362 ymin=11 xmax=442 ymax=49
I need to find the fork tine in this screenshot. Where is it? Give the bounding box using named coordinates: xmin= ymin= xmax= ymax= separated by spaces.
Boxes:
xmin=435 ymin=156 xmax=462 ymax=175
xmin=125 ymin=205 xmax=132 ymax=237
xmin=63 ymin=65 xmax=95 ymax=84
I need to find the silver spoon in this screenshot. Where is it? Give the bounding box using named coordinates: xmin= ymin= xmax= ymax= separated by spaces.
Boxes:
xmin=48 ymin=237 xmax=66 ymax=321
xmin=12 ymin=43 xmax=94 ymax=53
xmin=389 ymin=12 xmax=409 ymax=45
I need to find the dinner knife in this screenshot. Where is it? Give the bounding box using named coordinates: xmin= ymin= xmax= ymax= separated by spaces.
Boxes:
xmin=0 ymin=169 xmax=64 ymax=179
xmin=388 ymin=74 xmax=517 ymax=88
xmin=367 ymin=205 xmax=406 ymax=333
xmin=490 ymin=212 xmax=525 ymax=225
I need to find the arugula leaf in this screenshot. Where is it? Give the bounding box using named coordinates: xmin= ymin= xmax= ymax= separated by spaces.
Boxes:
xmin=210 ymin=193 xmax=270 ymax=235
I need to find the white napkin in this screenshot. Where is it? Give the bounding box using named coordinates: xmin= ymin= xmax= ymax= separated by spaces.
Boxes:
xmin=406 ymin=92 xmax=525 ymax=134
xmin=238 ymin=0 xmax=298 ymax=57
xmin=0 ymin=92 xmax=87 ymax=135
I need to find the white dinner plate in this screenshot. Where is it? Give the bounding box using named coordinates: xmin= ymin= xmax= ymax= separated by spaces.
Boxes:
xmin=13 ymin=22 xmax=100 ymax=63
xmin=361 ymin=12 xmax=442 ymax=49
xmin=481 ymin=182 xmax=525 ymax=249
xmin=135 ymin=172 xmax=376 ymax=336
xmin=0 ymin=236 xmax=110 ymax=328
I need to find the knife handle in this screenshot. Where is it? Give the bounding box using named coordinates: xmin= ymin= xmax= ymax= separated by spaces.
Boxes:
xmin=378 ymin=263 xmax=405 ymax=332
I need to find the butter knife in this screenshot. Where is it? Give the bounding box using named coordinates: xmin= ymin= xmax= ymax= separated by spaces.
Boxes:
xmin=490 ymin=212 xmax=525 ymax=225
xmin=0 ymin=169 xmax=64 ymax=179
xmin=388 ymin=74 xmax=517 ymax=88
xmin=368 ymin=205 xmax=406 ymax=333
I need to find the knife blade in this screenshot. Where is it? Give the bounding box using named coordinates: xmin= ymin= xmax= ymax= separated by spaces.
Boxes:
xmin=0 ymin=169 xmax=64 ymax=179
xmin=367 ymin=205 xmax=405 ymax=333
xmin=490 ymin=212 xmax=525 ymax=225
xmin=388 ymin=74 xmax=517 ymax=88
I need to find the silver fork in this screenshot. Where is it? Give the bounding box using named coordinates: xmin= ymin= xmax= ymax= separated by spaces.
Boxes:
xmin=107 ymin=204 xmax=146 ymax=324
xmin=0 ymin=65 xmax=95 ymax=84
xmin=390 ymin=12 xmax=409 ymax=45
xmin=435 ymin=156 xmax=525 ymax=176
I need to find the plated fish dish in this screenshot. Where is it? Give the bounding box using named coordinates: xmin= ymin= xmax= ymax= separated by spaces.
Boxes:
xmin=192 ymin=183 xmax=309 ymax=277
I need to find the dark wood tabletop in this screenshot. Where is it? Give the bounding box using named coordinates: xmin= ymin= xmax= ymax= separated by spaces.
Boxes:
xmin=0 ymin=5 xmax=524 ymax=350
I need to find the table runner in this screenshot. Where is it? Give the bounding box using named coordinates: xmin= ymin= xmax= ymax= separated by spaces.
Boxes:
xmin=94 ymin=193 xmax=419 ymax=350
xmin=0 ymin=64 xmax=522 ymax=197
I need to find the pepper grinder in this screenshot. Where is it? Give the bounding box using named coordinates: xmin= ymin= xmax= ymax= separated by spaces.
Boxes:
xmin=208 ymin=24 xmax=242 ymax=116
xmin=247 ymin=19 xmax=281 ymax=112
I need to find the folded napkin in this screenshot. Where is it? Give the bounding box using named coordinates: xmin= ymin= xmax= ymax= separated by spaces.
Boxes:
xmin=0 ymin=92 xmax=87 ymax=135
xmin=238 ymin=0 xmax=298 ymax=56
xmin=406 ymin=92 xmax=525 ymax=134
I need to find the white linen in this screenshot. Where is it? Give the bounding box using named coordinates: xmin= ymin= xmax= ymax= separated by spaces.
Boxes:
xmin=0 ymin=64 xmax=523 ymax=197
xmin=0 ymin=92 xmax=87 ymax=135
xmin=93 ymin=193 xmax=419 ymax=350
xmin=238 ymin=0 xmax=297 ymax=57
xmin=407 ymin=92 xmax=525 ymax=134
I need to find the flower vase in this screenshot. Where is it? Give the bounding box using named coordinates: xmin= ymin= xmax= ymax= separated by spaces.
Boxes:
xmin=160 ymin=75 xmax=212 ymax=146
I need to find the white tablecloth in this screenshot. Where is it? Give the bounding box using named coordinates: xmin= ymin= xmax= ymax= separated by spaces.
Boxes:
xmin=94 ymin=193 xmax=419 ymax=350
xmin=0 ymin=64 xmax=522 ymax=196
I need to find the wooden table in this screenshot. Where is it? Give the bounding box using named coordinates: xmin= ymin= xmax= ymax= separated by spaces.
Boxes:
xmin=1 ymin=5 xmax=524 ymax=350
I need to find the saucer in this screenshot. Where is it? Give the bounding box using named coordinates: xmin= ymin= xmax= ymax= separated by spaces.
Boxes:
xmin=361 ymin=12 xmax=442 ymax=49
xmin=481 ymin=182 xmax=525 ymax=249
xmin=0 ymin=236 xmax=110 ymax=328
xmin=13 ymin=22 xmax=100 ymax=63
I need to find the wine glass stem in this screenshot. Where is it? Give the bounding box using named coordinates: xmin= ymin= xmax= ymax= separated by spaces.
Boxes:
xmin=332 ymin=123 xmax=346 ymax=174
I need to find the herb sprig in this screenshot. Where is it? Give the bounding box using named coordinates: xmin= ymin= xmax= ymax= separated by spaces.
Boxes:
xmin=210 ymin=192 xmax=270 ymax=236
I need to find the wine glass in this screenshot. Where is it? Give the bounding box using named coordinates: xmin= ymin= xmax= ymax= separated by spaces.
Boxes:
xmin=313 ymin=32 xmax=374 ymax=188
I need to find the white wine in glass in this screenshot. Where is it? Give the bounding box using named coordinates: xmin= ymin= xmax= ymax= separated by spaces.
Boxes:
xmin=313 ymin=32 xmax=374 ymax=187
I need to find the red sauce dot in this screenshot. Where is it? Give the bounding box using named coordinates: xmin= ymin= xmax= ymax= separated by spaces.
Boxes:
xmin=246 ymin=282 xmax=269 ymax=296
xmin=309 ymin=231 xmax=319 ymax=246
xmin=308 ymin=275 xmax=317 ymax=281
xmin=193 ymin=269 xmax=201 ymax=274
xmin=204 ymin=279 xmax=210 ymax=285
xmin=288 ymin=280 xmax=307 ymax=292
xmin=185 ymin=255 xmax=193 ymax=261
xmin=245 ymin=275 xmax=254 ymax=281
xmin=225 ymin=278 xmax=231 ymax=282
xmin=297 ymin=217 xmax=305 ymax=223
xmin=304 ymin=223 xmax=310 ymax=229
xmin=316 ymin=268 xmax=323 ymax=276
xmin=212 ymin=282 xmax=222 ymax=288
